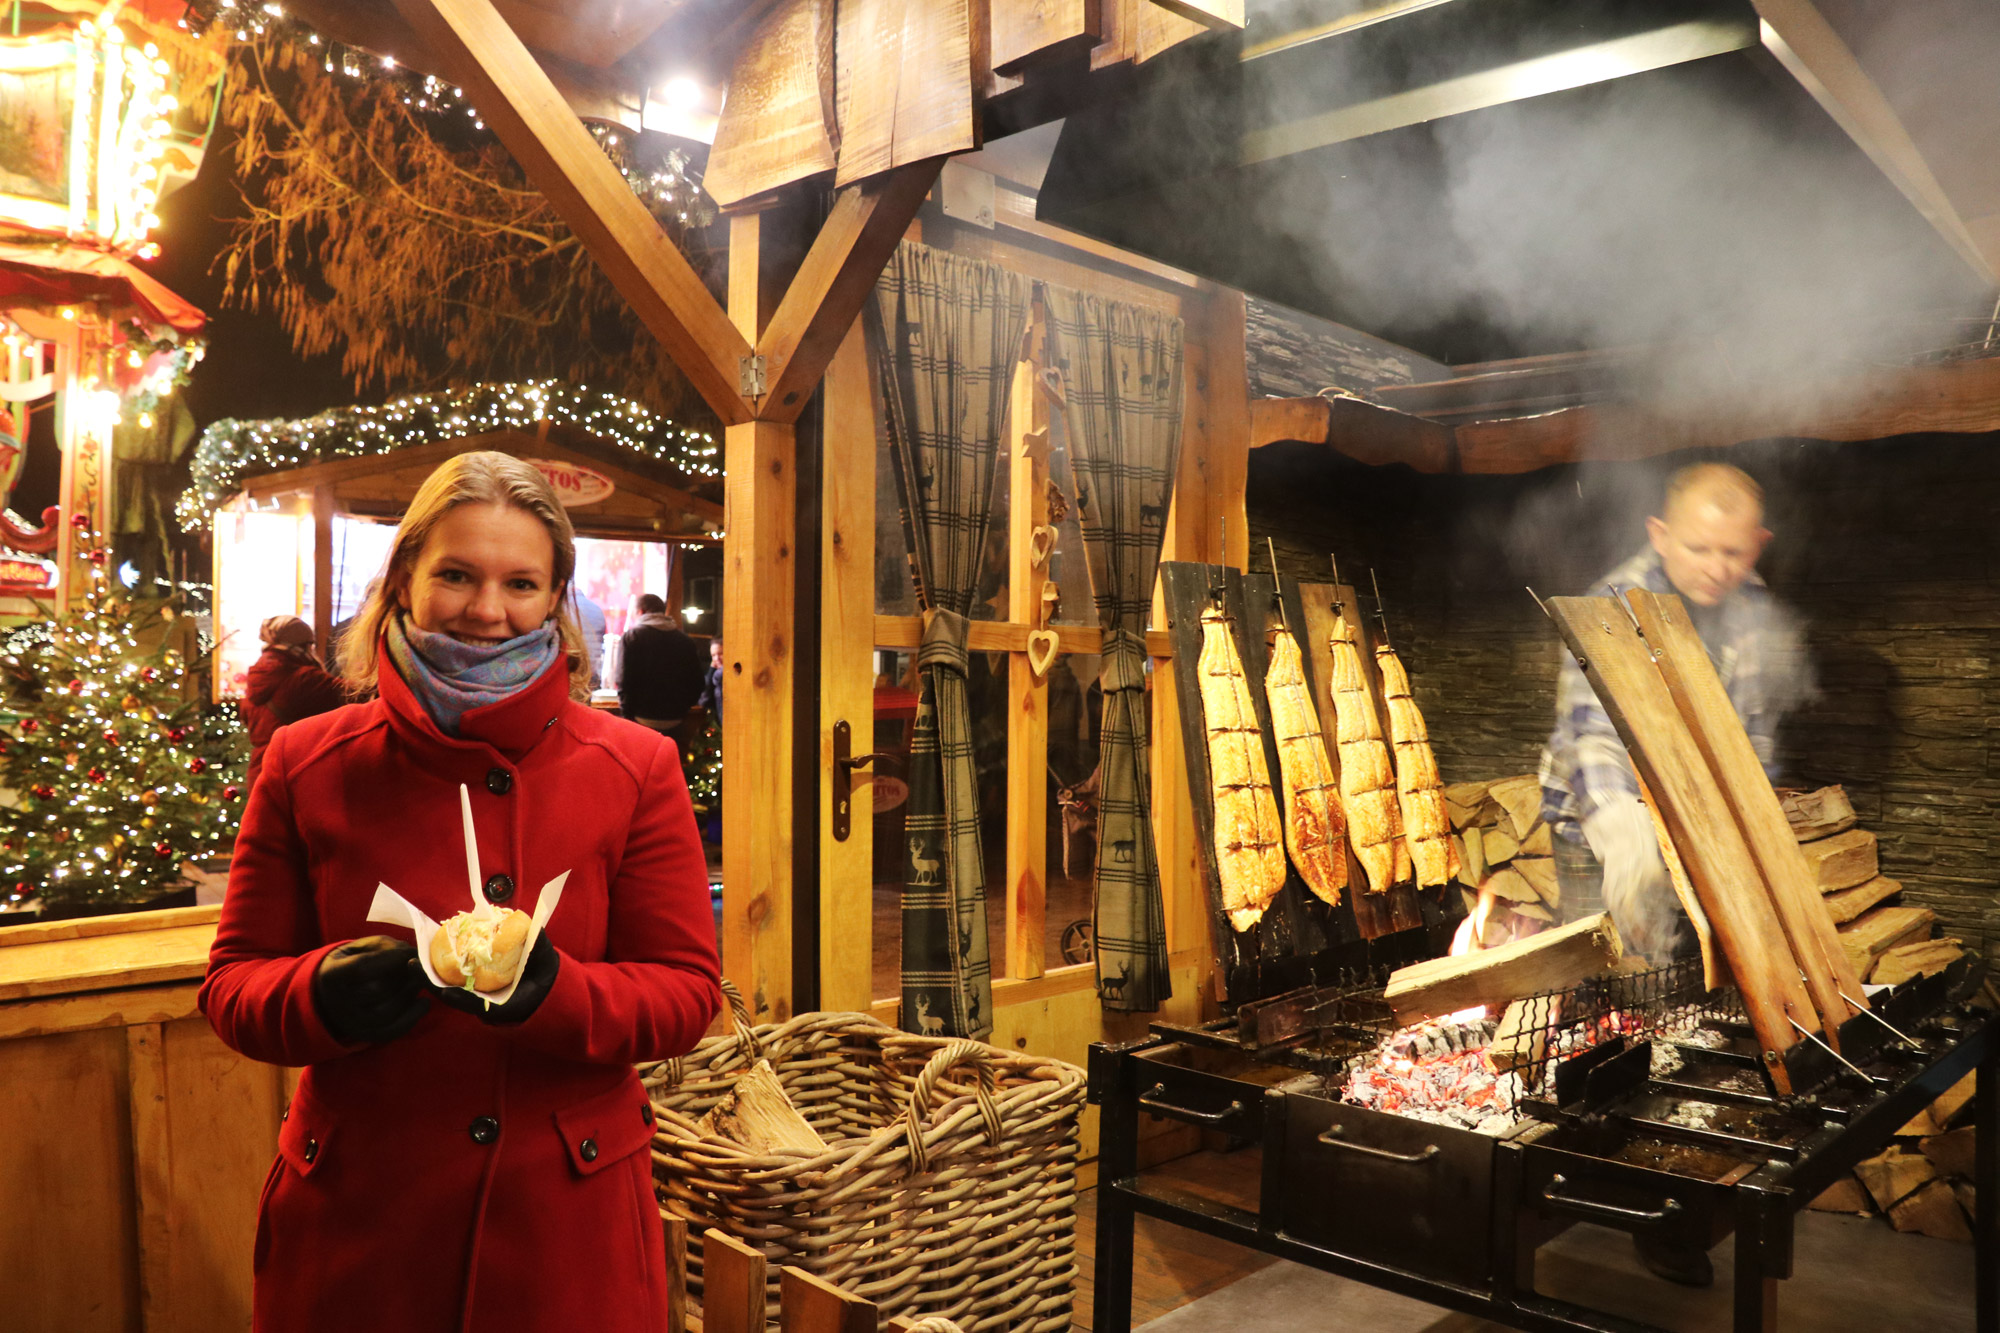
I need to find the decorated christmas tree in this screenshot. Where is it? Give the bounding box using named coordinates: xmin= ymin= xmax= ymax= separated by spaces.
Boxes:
xmin=0 ymin=528 xmax=247 ymax=914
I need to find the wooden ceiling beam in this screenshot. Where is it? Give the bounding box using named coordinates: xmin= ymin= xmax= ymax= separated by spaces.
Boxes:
xmin=1753 ymin=0 xmax=2000 ymax=283
xmin=752 ymin=160 xmax=942 ymax=423
xmin=391 ymin=0 xmax=757 ymax=425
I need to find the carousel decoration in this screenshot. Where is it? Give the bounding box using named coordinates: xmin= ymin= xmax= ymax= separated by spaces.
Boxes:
xmin=0 ymin=3 xmax=222 ymax=616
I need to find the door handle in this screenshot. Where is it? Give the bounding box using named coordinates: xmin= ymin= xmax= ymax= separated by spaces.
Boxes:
xmin=1139 ymin=1083 xmax=1246 ymax=1128
xmin=832 ymin=720 xmax=889 ymax=842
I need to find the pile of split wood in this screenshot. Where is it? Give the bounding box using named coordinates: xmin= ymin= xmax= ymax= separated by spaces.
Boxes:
xmin=1784 ymin=785 xmax=1966 ymax=986
xmin=1443 ymin=775 xmax=1559 ymax=944
xmin=1809 ymin=1069 xmax=1979 ymax=1241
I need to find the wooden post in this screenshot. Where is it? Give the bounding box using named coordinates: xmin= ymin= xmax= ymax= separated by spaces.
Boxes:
xmin=126 ymin=1023 xmax=170 ymax=1327
xmin=819 ymin=324 xmax=877 ymax=1012
xmin=311 ymin=486 xmax=335 ymax=657
xmin=1194 ymin=284 xmax=1250 ymax=571
xmin=1005 ymin=346 xmax=1053 ymax=980
xmin=780 ymin=1266 xmax=877 ymax=1333
xmin=664 ymin=544 xmax=686 ymax=623
xmin=722 ymin=208 xmax=799 ymax=1025
xmin=699 ymin=1229 xmax=768 ymax=1333
xmin=661 ymin=1213 xmax=687 ymax=1333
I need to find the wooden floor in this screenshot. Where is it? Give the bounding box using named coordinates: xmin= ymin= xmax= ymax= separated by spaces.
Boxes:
xmin=1071 ymin=1147 xmax=1274 ymax=1331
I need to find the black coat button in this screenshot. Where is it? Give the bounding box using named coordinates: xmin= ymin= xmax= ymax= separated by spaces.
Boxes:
xmin=641 ymin=1103 xmax=654 ymax=1126
xmin=303 ymin=1138 xmax=319 ymax=1163
xmin=485 ymin=767 xmax=513 ymax=795
xmin=483 ymin=873 xmax=515 ymax=904
xmin=580 ymin=1137 xmax=599 ymax=1163
xmin=469 ymin=1116 xmax=500 ymax=1145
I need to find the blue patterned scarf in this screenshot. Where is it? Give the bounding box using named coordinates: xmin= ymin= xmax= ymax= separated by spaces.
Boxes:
xmin=383 ymin=613 xmax=562 ymax=736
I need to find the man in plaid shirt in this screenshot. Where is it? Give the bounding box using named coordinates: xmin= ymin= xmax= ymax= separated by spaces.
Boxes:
xmin=1540 ymin=464 xmax=1812 ymax=961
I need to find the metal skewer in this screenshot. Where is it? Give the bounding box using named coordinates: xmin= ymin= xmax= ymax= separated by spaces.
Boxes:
xmin=1368 ymin=568 xmax=1390 ymax=644
xmin=1787 ymin=1015 xmax=1869 ymax=1080
xmin=1526 ymin=586 xmax=1553 ymax=620
xmin=1839 ymin=991 xmax=1923 ymax=1048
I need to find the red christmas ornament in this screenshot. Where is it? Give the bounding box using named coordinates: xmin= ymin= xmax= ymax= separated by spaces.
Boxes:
xmin=29 ymin=783 xmax=53 ymax=799
xmin=18 ymin=718 xmax=36 ymax=733
xmin=187 ymin=756 xmax=207 ymax=775
xmin=84 ymin=549 xmax=106 ymax=566
xmin=154 ymin=842 xmax=173 ymax=858
xmin=224 ymin=785 xmax=241 ymax=801
xmin=66 ymin=679 xmax=83 ymax=694
xmin=70 ymin=512 xmax=90 ymax=529
xmin=87 ymin=766 xmax=105 ymax=783
xmin=141 ymin=667 xmax=159 ymax=682
xmin=103 ymin=729 xmax=119 ymax=744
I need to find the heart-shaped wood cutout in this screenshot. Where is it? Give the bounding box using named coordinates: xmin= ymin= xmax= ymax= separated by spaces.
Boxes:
xmin=1026 ymin=629 xmax=1060 ymax=678
xmin=1029 ymin=524 xmax=1057 ymax=567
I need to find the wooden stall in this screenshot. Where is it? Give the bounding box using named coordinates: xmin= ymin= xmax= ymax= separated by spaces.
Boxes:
xmin=0 ymin=906 xmax=286 ymax=1332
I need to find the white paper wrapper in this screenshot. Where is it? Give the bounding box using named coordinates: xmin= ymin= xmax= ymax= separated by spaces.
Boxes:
xmin=366 ymin=782 xmax=569 ymax=1008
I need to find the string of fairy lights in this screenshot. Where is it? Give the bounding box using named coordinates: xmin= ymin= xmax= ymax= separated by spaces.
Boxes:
xmin=177 ymin=380 xmax=720 ymax=530
xmin=181 ymin=0 xmax=717 ymax=228
xmin=0 ymin=531 xmax=244 ymax=909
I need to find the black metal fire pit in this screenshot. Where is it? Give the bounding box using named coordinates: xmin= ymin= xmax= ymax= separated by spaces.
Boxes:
xmin=1088 ymin=955 xmax=1998 ymax=1333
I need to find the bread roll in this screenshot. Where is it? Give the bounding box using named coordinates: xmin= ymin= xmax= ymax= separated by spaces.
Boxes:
xmin=431 ymin=908 xmax=531 ymax=992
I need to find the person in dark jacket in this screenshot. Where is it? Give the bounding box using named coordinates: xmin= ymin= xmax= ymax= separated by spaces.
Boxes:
xmin=615 ymin=593 xmax=706 ymax=733
xmin=242 ymin=615 xmax=348 ymax=792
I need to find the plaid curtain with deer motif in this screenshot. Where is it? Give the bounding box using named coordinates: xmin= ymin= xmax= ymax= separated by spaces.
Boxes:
xmin=869 ymin=241 xmax=1029 ymax=1040
xmin=1042 ymin=287 xmax=1185 ymax=1012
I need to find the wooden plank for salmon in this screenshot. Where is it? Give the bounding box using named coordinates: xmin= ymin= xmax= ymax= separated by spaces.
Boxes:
xmin=1547 ymin=596 xmax=1817 ymax=1084
xmin=1626 ymin=589 xmax=1862 ymax=1035
xmin=1331 ymin=582 xmax=1423 ymax=931
xmin=1384 ymin=912 xmax=1622 ymax=1024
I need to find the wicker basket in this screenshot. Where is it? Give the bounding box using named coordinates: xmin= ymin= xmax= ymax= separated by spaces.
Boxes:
xmin=641 ymin=982 xmax=1085 ymax=1333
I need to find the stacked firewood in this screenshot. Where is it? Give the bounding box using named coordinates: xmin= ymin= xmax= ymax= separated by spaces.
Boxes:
xmin=1442 ymin=775 xmax=1560 ymax=944
xmin=1809 ymin=1069 xmax=1979 ymax=1241
xmin=1783 ymin=785 xmax=1967 ymax=985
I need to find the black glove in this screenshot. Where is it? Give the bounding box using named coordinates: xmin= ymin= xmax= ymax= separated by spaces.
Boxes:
xmin=312 ymin=936 xmax=430 ymax=1045
xmin=432 ymin=929 xmax=560 ymax=1026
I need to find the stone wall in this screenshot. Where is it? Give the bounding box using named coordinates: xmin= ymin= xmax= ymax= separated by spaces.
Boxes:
xmin=1248 ymin=432 xmax=2000 ymax=958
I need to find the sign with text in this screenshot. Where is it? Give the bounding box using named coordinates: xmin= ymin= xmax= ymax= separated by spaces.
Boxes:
xmin=527 ymin=458 xmax=615 ymax=507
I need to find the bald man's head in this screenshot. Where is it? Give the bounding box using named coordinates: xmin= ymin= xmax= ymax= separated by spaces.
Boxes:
xmin=1647 ymin=464 xmax=1770 ymax=607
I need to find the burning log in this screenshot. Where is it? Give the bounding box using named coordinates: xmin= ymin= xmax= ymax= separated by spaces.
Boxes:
xmin=1384 ymin=912 xmax=1622 ymax=1025
xmin=1487 ymin=998 xmax=1548 ymax=1075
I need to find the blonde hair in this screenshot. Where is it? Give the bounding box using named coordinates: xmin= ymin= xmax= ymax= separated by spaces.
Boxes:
xmin=342 ymin=450 xmax=589 ymax=697
xmin=1663 ymin=462 xmax=1763 ymax=521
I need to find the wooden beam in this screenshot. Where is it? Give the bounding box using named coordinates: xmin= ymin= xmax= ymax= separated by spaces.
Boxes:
xmin=390 ymin=0 xmax=755 ymax=424
xmin=1005 ymin=353 xmax=1053 ymax=981
xmin=311 ymin=486 xmax=334 ymax=658
xmin=754 ymin=161 xmax=944 ymax=422
xmin=1753 ymin=0 xmax=1999 ymax=282
xmin=991 ymin=0 xmax=1100 ymax=74
xmin=818 ymin=324 xmax=877 ymax=1013
xmin=1146 ymin=0 xmax=1242 ymax=31
xmin=1195 ymin=286 xmax=1250 ymax=569
xmin=720 ymin=212 xmax=799 ymax=1025
xmin=872 ymin=613 xmax=1170 ymax=657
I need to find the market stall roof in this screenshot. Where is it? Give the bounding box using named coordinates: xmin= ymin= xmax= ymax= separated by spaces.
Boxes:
xmin=1038 ymin=0 xmax=2000 ymax=367
xmin=0 ymin=244 xmax=207 ymax=332
xmin=235 ymin=429 xmax=723 ymax=541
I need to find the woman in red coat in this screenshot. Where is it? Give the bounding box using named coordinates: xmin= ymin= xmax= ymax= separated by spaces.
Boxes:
xmin=241 ymin=614 xmax=349 ymax=792
xmin=201 ymin=451 xmax=722 ymax=1332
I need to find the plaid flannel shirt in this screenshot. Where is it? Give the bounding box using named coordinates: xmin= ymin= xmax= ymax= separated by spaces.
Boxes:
xmin=1539 ymin=546 xmax=1811 ymax=836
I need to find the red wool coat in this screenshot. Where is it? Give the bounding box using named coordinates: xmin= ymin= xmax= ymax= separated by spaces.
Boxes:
xmin=201 ymin=653 xmax=722 ymax=1333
